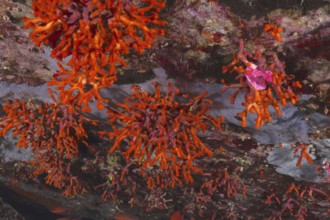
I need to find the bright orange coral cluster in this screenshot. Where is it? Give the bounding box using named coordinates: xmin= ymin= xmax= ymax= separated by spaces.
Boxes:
xmin=263 ymin=23 xmax=283 ymax=42
xmin=23 ymin=0 xmax=166 ymax=112
xmin=99 ymin=82 xmax=224 ymax=187
xmin=0 ymin=91 xmax=96 ymax=195
xmin=222 ymin=40 xmax=302 ymax=129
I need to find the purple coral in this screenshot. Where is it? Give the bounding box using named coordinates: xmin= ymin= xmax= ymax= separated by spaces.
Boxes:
xmin=245 ymin=65 xmax=273 ymax=90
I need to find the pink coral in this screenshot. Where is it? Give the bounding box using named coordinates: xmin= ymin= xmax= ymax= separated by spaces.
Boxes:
xmin=245 ymin=65 xmax=273 ymax=90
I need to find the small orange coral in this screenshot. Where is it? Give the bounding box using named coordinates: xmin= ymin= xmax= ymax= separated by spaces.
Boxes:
xmin=99 ymin=82 xmax=223 ymax=186
xmin=263 ymin=23 xmax=283 ymax=42
xmin=293 ymin=144 xmax=313 ymax=167
xmin=222 ymin=40 xmax=301 ymax=129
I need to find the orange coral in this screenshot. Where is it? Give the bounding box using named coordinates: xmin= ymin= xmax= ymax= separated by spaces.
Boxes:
xmin=293 ymin=144 xmax=313 ymax=167
xmin=23 ymin=0 xmax=166 ymax=111
xmin=31 ymin=149 xmax=87 ymax=196
xmin=0 ymin=91 xmax=96 ymax=196
xmin=263 ymin=23 xmax=283 ymax=42
xmin=222 ymin=40 xmax=302 ymax=129
xmin=99 ymin=82 xmax=224 ymax=186
xmin=48 ymin=62 xmax=117 ymax=112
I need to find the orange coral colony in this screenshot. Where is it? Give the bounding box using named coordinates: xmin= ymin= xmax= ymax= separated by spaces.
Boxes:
xmin=23 ymin=0 xmax=166 ymax=111
xmin=99 ymin=82 xmax=224 ymax=187
xmin=0 ymin=93 xmax=96 ymax=196
xmin=222 ymin=40 xmax=302 ymax=129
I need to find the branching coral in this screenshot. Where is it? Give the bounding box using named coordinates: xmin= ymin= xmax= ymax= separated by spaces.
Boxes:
xmin=24 ymin=0 xmax=165 ymax=66
xmin=265 ymin=183 xmax=329 ymax=219
xmin=23 ymin=0 xmax=166 ymax=111
xmin=200 ymin=169 xmax=246 ymax=199
xmin=182 ymin=168 xmax=246 ymax=219
xmin=222 ymin=40 xmax=302 ymax=129
xmin=48 ymin=62 xmax=117 ymax=112
xmin=0 ymin=91 xmax=96 ymax=195
xmin=99 ymin=82 xmax=224 ymax=186
xmin=30 ymin=149 xmax=87 ymax=196
xmin=279 ymin=143 xmax=313 ymax=168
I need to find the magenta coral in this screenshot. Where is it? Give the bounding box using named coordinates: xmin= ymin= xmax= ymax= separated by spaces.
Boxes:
xmin=245 ymin=65 xmax=273 ymax=90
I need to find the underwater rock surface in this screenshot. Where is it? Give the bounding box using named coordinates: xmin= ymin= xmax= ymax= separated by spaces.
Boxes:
xmin=0 ymin=0 xmax=328 ymax=219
